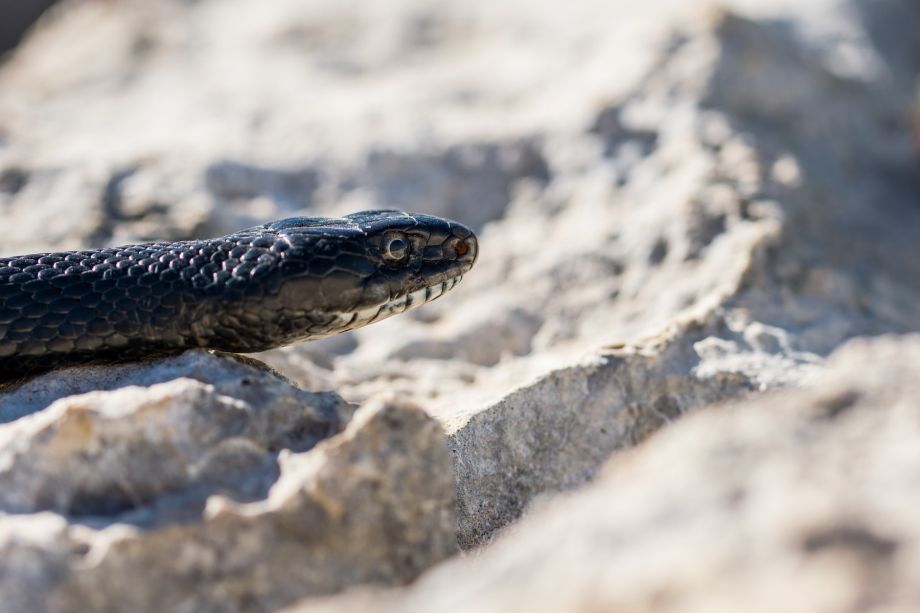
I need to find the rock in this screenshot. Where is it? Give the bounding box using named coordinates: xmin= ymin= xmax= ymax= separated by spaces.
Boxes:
xmin=362 ymin=140 xmax=551 ymax=231
xmin=290 ymin=335 xmax=920 ymax=613
xmin=0 ymin=397 xmax=456 ymax=613
xmin=0 ymin=0 xmax=918 ymax=610
xmin=436 ymin=1 xmax=918 ymax=546
xmin=448 ymin=326 xmax=764 ymax=548
xmin=0 ymin=514 xmax=72 ymax=613
xmin=0 ymin=377 xmax=350 ymax=515
xmin=0 ymin=349 xmax=347 ymax=423
xmin=2 ymin=0 xmax=915 ymax=423
xmin=447 ymin=314 xmax=826 ymax=546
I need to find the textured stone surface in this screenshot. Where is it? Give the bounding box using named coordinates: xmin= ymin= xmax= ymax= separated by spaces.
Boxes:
xmin=292 ymin=336 xmax=920 ymax=613
xmin=0 ymin=349 xmax=341 ymax=422
xmin=449 ymin=325 xmax=766 ymax=547
xmin=0 ymin=0 xmax=918 ymax=610
xmin=0 ymin=376 xmax=349 ymax=515
xmin=439 ymin=1 xmax=920 ymax=545
xmin=1 ymin=397 xmax=456 ymax=613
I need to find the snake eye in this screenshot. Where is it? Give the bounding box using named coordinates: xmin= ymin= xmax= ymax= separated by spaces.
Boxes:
xmin=383 ymin=236 xmax=409 ymax=263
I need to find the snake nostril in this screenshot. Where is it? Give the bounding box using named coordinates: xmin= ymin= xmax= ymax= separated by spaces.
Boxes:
xmin=456 ymin=237 xmax=477 ymax=261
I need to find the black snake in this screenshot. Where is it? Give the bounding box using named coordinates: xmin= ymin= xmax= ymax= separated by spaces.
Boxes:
xmin=0 ymin=210 xmax=477 ymax=379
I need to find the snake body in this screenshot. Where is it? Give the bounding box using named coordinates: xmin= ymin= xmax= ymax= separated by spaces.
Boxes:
xmin=0 ymin=210 xmax=477 ymax=378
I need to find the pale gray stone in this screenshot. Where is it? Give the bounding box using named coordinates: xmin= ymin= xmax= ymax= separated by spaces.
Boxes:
xmin=0 ymin=350 xmax=342 ymax=422
xmin=449 ymin=333 xmax=758 ymax=547
xmin=0 ymin=397 xmax=455 ymax=613
xmin=291 ymin=336 xmax=920 ymax=613
xmin=0 ymin=377 xmax=351 ymax=515
xmin=0 ymin=0 xmax=918 ymax=610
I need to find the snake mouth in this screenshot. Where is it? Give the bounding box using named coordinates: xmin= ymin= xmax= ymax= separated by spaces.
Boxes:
xmin=378 ymin=273 xmax=464 ymax=317
xmin=354 ymin=273 xmax=464 ymax=327
xmin=322 ymin=271 xmax=465 ymax=335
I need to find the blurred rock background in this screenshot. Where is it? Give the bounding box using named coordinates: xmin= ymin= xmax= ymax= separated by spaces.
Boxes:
xmin=0 ymin=0 xmax=918 ymax=611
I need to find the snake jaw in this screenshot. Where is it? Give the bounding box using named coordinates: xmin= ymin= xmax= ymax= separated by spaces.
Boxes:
xmin=321 ymin=272 xmax=466 ymax=336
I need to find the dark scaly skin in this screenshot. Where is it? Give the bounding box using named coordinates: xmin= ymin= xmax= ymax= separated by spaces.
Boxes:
xmin=0 ymin=210 xmax=477 ymax=379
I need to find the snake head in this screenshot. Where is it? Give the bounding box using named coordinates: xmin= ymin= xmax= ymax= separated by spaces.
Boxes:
xmin=268 ymin=210 xmax=478 ymax=340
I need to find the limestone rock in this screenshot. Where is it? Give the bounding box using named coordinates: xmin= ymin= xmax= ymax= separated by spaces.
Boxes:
xmin=448 ymin=326 xmax=764 ymax=547
xmin=0 ymin=349 xmax=343 ymax=422
xmin=438 ymin=0 xmax=919 ymax=546
xmin=0 ymin=377 xmax=349 ymax=515
xmin=0 ymin=397 xmax=456 ymax=613
xmin=292 ymin=336 xmax=920 ymax=613
xmin=0 ymin=0 xmax=918 ymax=610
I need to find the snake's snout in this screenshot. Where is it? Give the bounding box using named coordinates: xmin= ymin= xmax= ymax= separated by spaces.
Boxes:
xmin=453 ymin=230 xmax=478 ymax=272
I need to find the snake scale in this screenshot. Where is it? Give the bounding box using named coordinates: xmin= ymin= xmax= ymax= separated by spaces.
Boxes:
xmin=0 ymin=210 xmax=477 ymax=379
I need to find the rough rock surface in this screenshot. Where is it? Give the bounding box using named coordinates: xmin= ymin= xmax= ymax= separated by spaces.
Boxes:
xmin=0 ymin=373 xmax=350 ymax=515
xmin=2 ymin=396 xmax=456 ymax=613
xmin=293 ymin=336 xmax=920 ymax=613
xmin=0 ymin=349 xmax=345 ymax=423
xmin=0 ymin=0 xmax=918 ymax=610
xmin=450 ymin=326 xmax=762 ymax=547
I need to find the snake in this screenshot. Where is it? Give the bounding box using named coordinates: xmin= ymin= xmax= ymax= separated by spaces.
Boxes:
xmin=0 ymin=210 xmax=477 ymax=379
